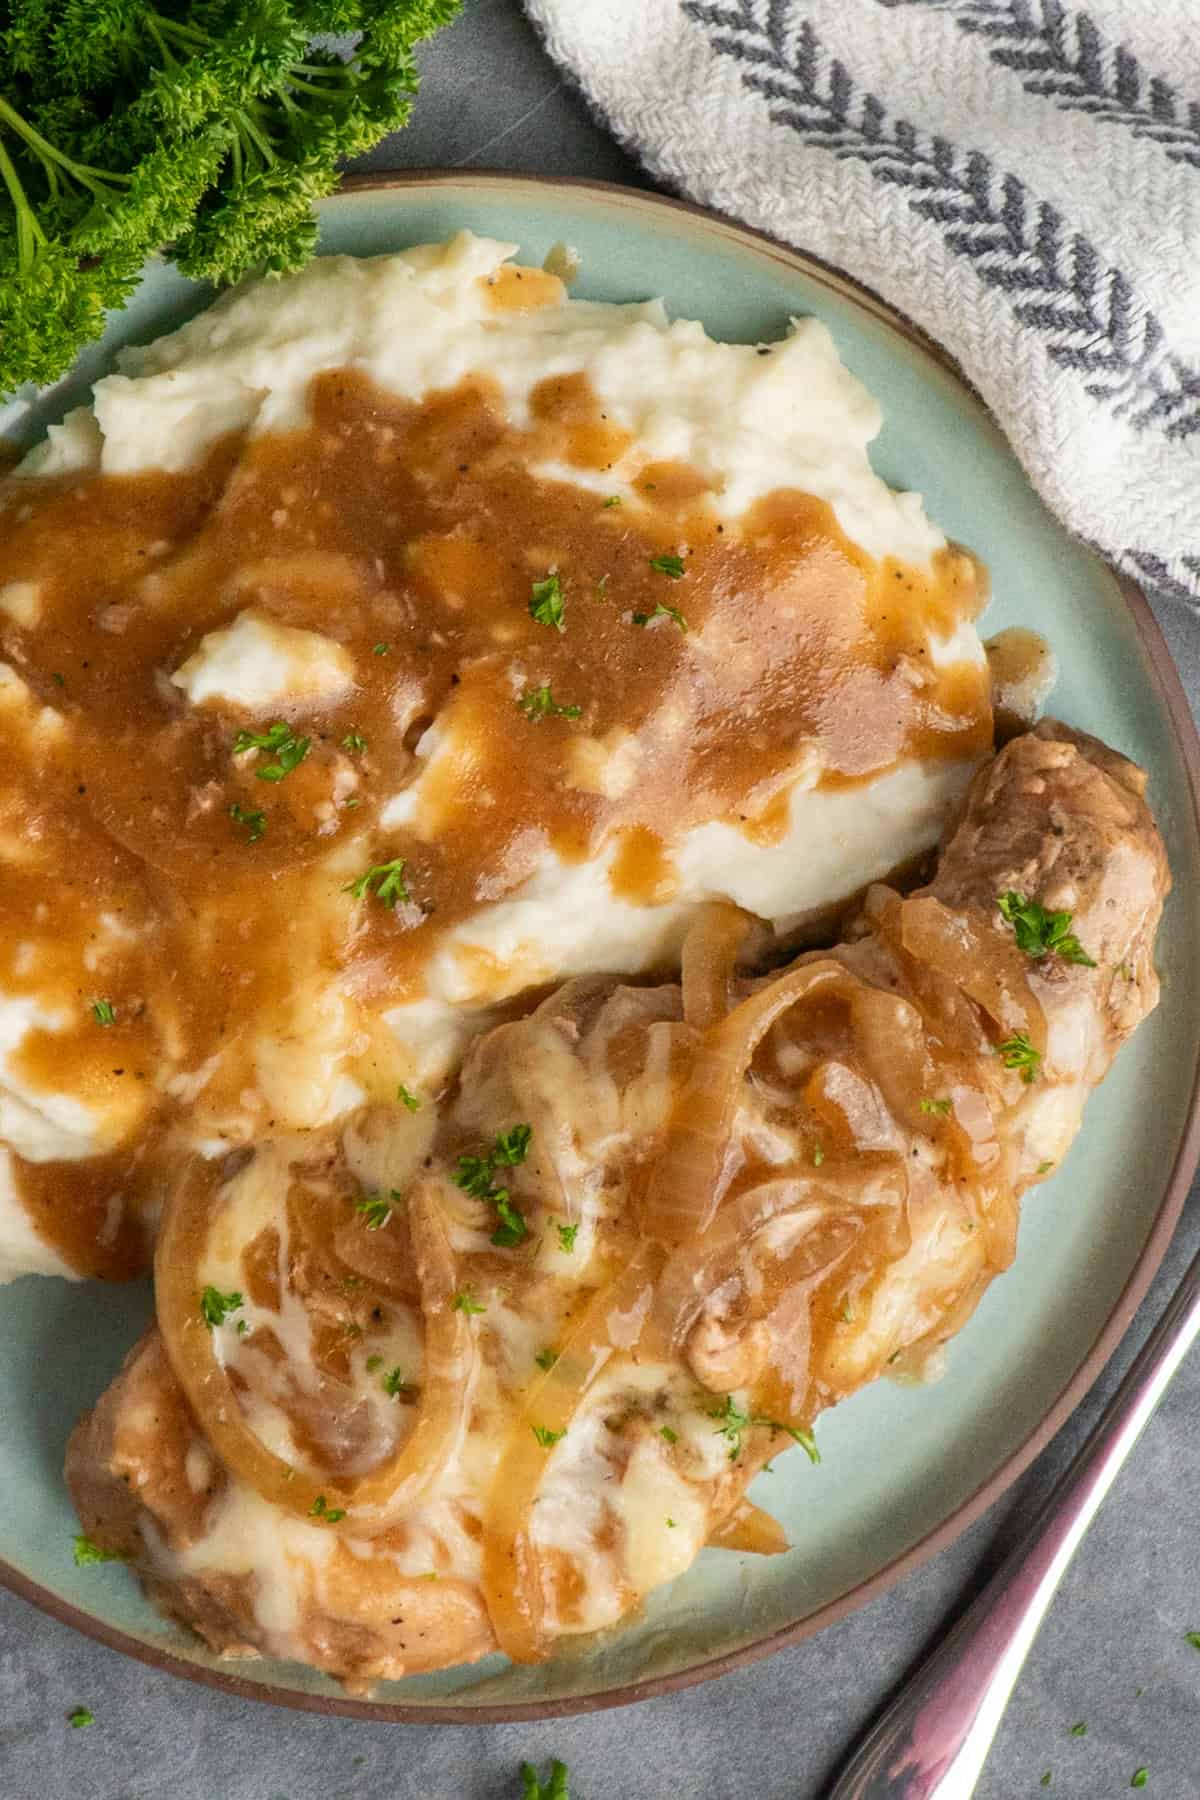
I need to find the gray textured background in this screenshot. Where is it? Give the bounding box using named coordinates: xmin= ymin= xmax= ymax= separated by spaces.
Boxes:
xmin=3 ymin=3 xmax=1200 ymax=1796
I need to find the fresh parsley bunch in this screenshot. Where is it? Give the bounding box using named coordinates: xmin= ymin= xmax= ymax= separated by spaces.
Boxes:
xmin=0 ymin=0 xmax=460 ymax=396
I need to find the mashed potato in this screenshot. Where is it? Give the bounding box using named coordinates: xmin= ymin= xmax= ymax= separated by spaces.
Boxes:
xmin=0 ymin=232 xmax=997 ymax=1281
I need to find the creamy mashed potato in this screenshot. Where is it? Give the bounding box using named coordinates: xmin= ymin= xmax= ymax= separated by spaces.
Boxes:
xmin=0 ymin=232 xmax=997 ymax=1283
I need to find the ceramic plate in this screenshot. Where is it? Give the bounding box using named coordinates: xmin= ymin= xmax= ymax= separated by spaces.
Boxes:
xmin=3 ymin=172 xmax=1198 ymax=1722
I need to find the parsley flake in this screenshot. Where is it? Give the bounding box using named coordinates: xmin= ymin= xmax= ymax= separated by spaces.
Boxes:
xmin=199 ymin=1286 xmax=243 ymax=1330
xmin=1186 ymin=1632 xmax=1200 ymax=1651
xmin=341 ymin=730 xmax=368 ymax=755
xmin=997 ymin=892 xmax=1096 ymax=966
xmin=398 ymin=1083 xmax=421 ymax=1112
xmin=920 ymin=1097 xmax=952 ymax=1116
xmin=529 ymin=573 xmax=566 ymax=631
xmin=632 ymin=602 xmax=688 ymax=632
xmin=73 ymin=1534 xmax=121 ymax=1567
xmin=648 ymin=553 xmax=686 ymax=579
xmin=382 ymin=1367 xmax=408 ymax=1398
xmin=233 ymin=720 xmax=310 ymax=783
xmin=602 ymin=495 xmax=621 ymax=509
xmin=355 ymin=1191 xmax=397 ymax=1230
xmin=707 ymin=1395 xmax=820 ymax=1465
xmin=91 ymin=999 xmax=116 ymax=1027
xmin=491 ymin=1193 xmax=529 ymax=1249
xmin=532 ymin=1424 xmax=566 ymax=1449
xmin=68 ymin=1708 xmax=94 ymax=1730
xmin=666 ymin=1516 xmax=677 ymax=1528
xmin=453 ymin=1289 xmax=486 ymax=1316
xmin=372 ymin=642 xmax=391 ymax=656
xmin=1131 ymin=1772 xmax=1148 ymax=1790
xmin=1037 ymin=1159 xmax=1055 ymax=1174
xmin=308 ymin=1495 xmax=345 ymax=1523
xmin=557 ymin=1221 xmax=579 ymax=1253
xmin=1041 ymin=1776 xmax=1051 ymax=1789
xmin=660 ymin=1425 xmax=678 ymax=1445
xmin=452 ymin=1124 xmax=533 ymax=1247
xmin=520 ymin=1761 xmax=570 ymax=1800
xmin=518 ymin=684 xmax=582 ymax=722
xmin=812 ymin=1143 xmax=825 ymax=1167
xmin=998 ymin=1032 xmax=1042 ymax=1083
xmin=535 ymin=1348 xmax=559 ymax=1372
xmin=344 ymin=858 xmax=410 ymax=907
xmin=229 ymin=801 xmax=266 ymax=843
xmin=365 ymin=1354 xmax=383 ymax=1373
xmin=1069 ymin=1722 xmax=1087 ymax=1737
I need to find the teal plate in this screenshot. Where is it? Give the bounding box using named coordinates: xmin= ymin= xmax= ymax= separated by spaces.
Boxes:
xmin=2 ymin=173 xmax=1199 ymax=1722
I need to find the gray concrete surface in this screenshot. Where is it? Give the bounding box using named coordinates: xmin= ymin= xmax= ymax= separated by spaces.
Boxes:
xmin=3 ymin=3 xmax=1199 ymax=1796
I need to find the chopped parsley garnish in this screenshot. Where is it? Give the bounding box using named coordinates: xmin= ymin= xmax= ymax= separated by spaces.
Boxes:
xmin=355 ymin=1191 xmax=397 ymax=1230
xmin=344 ymin=858 xmax=410 ymax=907
xmin=1187 ymin=1631 xmax=1200 ymax=1650
xmin=531 ymin=1424 xmax=566 ymax=1449
xmin=648 ymin=552 xmax=686 ymax=579
xmin=341 ymin=730 xmax=368 ymax=755
xmin=602 ymin=495 xmax=621 ymax=508
xmin=838 ymin=1297 xmax=856 ymax=1324
xmin=1037 ymin=1159 xmax=1055 ymax=1174
xmin=229 ymin=801 xmax=266 ymax=843
xmin=1069 ymin=1722 xmax=1087 ymax=1737
xmin=997 ymin=892 xmax=1096 ymax=967
xmin=372 ymin=642 xmax=391 ymax=655
xmin=666 ymin=1517 xmax=677 ymax=1528
xmin=811 ymin=1143 xmax=825 ymax=1167
xmin=529 ymin=572 xmax=566 ymax=631
xmin=920 ymin=1097 xmax=952 ymax=1116
xmin=1131 ymin=1772 xmax=1148 ymax=1790
xmin=518 ymin=684 xmax=582 ymax=722
xmin=660 ymin=1425 xmax=678 ymax=1445
xmin=535 ymin=1348 xmax=559 ymax=1372
xmin=73 ymin=1534 xmax=121 ymax=1567
xmin=632 ymin=602 xmax=688 ymax=632
xmin=707 ymin=1395 xmax=820 ymax=1465
xmin=382 ymin=1367 xmax=408 ymax=1398
xmin=365 ymin=1354 xmax=383 ymax=1373
xmin=556 ymin=1221 xmax=579 ymax=1253
xmin=453 ymin=1290 xmax=486 ymax=1316
xmin=233 ymin=720 xmax=310 ymax=782
xmin=453 ymin=1124 xmax=533 ymax=1248
xmin=998 ymin=1032 xmax=1042 ymax=1083
xmin=398 ymin=1083 xmax=421 ymax=1112
xmin=199 ymin=1286 xmax=243 ymax=1329
xmin=1041 ymin=1776 xmax=1051 ymax=1789
xmin=68 ymin=1708 xmax=94 ymax=1730
xmin=91 ymin=999 xmax=116 ymax=1027
xmin=520 ymin=1761 xmax=570 ymax=1800
xmin=308 ymin=1495 xmax=346 ymax=1524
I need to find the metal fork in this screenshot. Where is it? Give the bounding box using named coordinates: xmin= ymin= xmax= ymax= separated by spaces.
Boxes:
xmin=830 ymin=1242 xmax=1200 ymax=1799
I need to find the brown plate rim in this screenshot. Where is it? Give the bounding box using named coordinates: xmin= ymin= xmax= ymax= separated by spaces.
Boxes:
xmin=4 ymin=167 xmax=1199 ymax=1725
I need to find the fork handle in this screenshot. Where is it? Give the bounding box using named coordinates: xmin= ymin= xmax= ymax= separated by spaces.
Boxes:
xmin=829 ymin=1242 xmax=1200 ymax=1800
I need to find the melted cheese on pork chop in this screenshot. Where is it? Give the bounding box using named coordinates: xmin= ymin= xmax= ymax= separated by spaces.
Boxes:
xmin=0 ymin=233 xmax=994 ymax=1281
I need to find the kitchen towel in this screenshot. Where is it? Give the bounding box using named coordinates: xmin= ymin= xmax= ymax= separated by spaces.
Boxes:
xmin=525 ymin=0 xmax=1200 ymax=608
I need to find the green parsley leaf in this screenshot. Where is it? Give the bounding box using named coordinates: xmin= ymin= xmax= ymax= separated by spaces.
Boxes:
xmin=341 ymin=731 xmax=368 ymax=755
xmin=557 ymin=1222 xmax=579 ymax=1253
xmin=648 ymin=553 xmax=686 ymax=579
xmin=68 ymin=1708 xmax=94 ymax=1730
xmin=229 ymin=801 xmax=266 ymax=843
xmin=838 ymin=1297 xmax=856 ymax=1324
xmin=531 ymin=1424 xmax=566 ymax=1449
xmin=997 ymin=892 xmax=1096 ymax=967
xmin=91 ymin=999 xmax=116 ymax=1027
xmin=365 ymin=1354 xmax=383 ymax=1373
xmin=529 ymin=573 xmax=566 ymax=631
xmin=234 ymin=721 xmax=310 ymax=783
xmin=518 ymin=684 xmax=582 ymax=722
xmin=1041 ymin=1776 xmax=1051 ymax=1789
xmin=1037 ymin=1160 xmax=1055 ymax=1174
xmin=812 ymin=1143 xmax=825 ymax=1167
xmin=1069 ymin=1722 xmax=1087 ymax=1737
xmin=398 ymin=1083 xmax=421 ymax=1112
xmin=453 ymin=1152 xmax=495 ymax=1199
xmin=602 ymin=495 xmax=621 ymax=508
xmin=707 ymin=1395 xmax=820 ymax=1465
xmin=308 ymin=1495 xmax=345 ymax=1524
xmin=382 ymin=1367 xmax=408 ymax=1398
xmin=1131 ymin=1772 xmax=1148 ymax=1790
xmin=373 ymin=642 xmax=391 ymax=656
xmin=73 ymin=1534 xmax=121 ymax=1567
xmin=344 ymin=859 xmax=410 ymax=907
xmin=453 ymin=1289 xmax=486 ymax=1316
xmin=355 ymin=1191 xmax=397 ymax=1230
xmin=660 ymin=1425 xmax=678 ymax=1445
xmin=520 ymin=1761 xmax=570 ymax=1800
xmin=632 ymin=602 xmax=688 ymax=632
xmin=494 ymin=1123 xmax=533 ymax=1166
xmin=998 ymin=1032 xmax=1042 ymax=1083
xmin=920 ymin=1097 xmax=952 ymax=1115
xmin=491 ymin=1193 xmax=529 ymax=1249
xmin=666 ymin=1516 xmax=677 ymax=1528
xmin=1186 ymin=1631 xmax=1200 ymax=1650
xmin=535 ymin=1348 xmax=559 ymax=1372
xmin=199 ymin=1286 xmax=243 ymax=1329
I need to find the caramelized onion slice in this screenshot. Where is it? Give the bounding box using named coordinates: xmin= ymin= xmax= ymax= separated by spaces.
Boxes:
xmin=707 ymin=1499 xmax=789 ymax=1556
xmin=156 ymin=1152 xmax=471 ymax=1533
xmin=681 ymin=901 xmax=766 ymax=1032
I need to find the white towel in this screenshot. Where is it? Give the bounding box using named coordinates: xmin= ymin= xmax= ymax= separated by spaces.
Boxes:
xmin=526 ymin=0 xmax=1200 ymax=609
